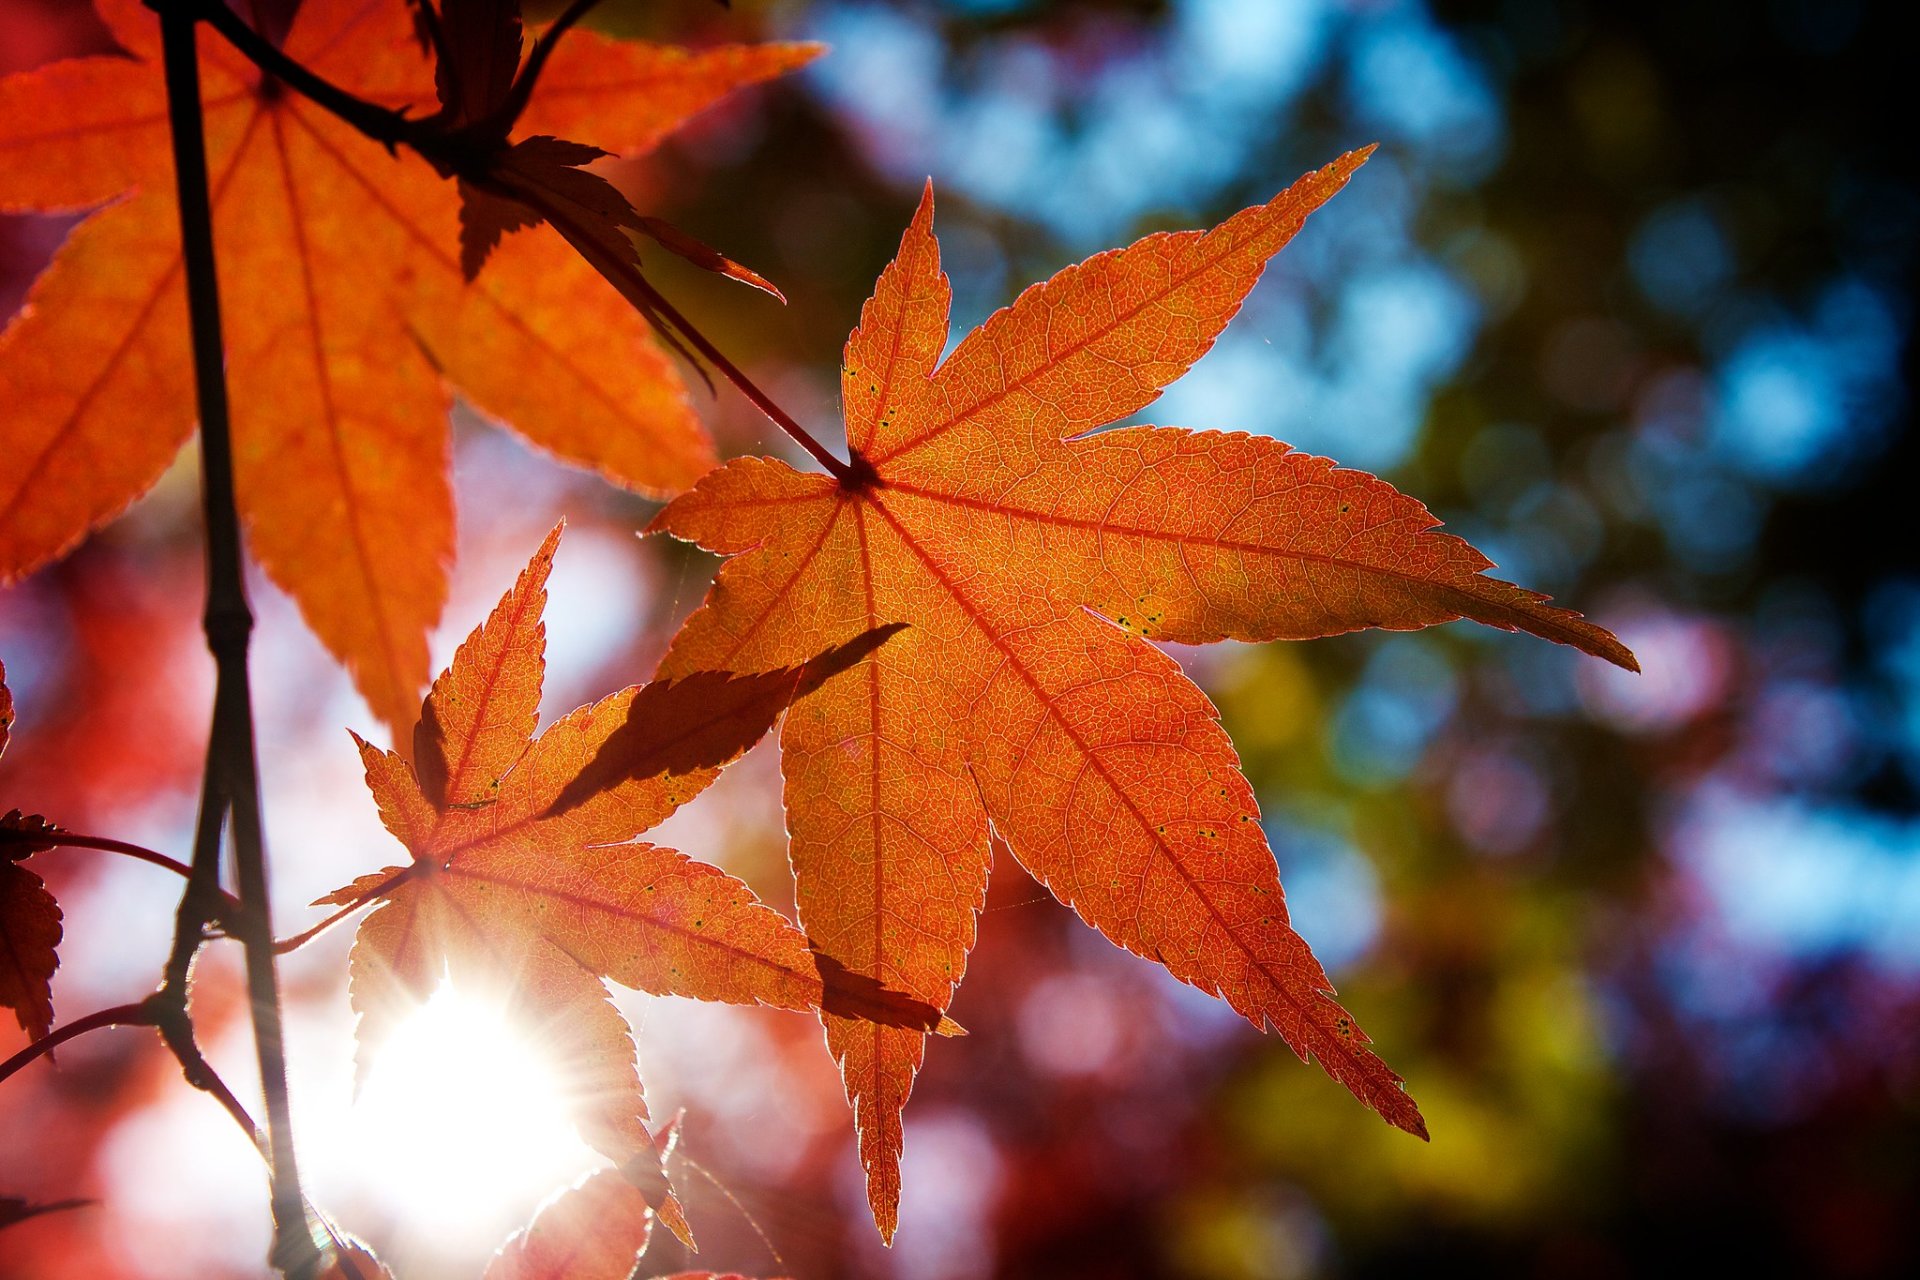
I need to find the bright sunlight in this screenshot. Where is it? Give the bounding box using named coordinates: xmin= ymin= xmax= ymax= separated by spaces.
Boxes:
xmin=332 ymin=979 xmax=602 ymax=1251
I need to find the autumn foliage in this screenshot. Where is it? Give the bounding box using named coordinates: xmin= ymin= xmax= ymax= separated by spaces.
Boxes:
xmin=0 ymin=0 xmax=812 ymax=737
xmin=0 ymin=2 xmax=1636 ymax=1277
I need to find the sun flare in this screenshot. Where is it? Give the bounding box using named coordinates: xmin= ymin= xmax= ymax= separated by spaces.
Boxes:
xmin=336 ymin=979 xmax=603 ymax=1247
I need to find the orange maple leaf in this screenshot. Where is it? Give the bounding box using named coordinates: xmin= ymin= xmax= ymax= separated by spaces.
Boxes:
xmin=323 ymin=524 xmax=944 ymax=1219
xmin=1 ymin=658 xmax=64 ymax=1044
xmin=650 ymin=152 xmax=1640 ymax=1237
xmin=0 ymin=0 xmax=817 ymax=738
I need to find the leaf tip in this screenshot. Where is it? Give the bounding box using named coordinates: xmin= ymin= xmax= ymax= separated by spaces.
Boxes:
xmin=1393 ymin=1095 xmax=1431 ymax=1142
xmin=781 ymin=40 xmax=832 ymax=70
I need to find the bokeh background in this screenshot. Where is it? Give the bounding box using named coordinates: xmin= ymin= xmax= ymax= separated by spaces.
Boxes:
xmin=2 ymin=0 xmax=1917 ymax=1277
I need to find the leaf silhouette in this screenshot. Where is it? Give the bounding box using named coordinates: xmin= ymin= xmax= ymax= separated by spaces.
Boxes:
xmin=326 ymin=524 xmax=941 ymax=1185
xmin=0 ymin=852 xmax=58 ymax=1043
xmin=0 ymin=660 xmax=63 ymax=1043
xmin=430 ymin=0 xmax=525 ymax=128
xmin=0 ymin=0 xmax=817 ymax=739
xmin=650 ymin=153 xmax=1638 ymax=1237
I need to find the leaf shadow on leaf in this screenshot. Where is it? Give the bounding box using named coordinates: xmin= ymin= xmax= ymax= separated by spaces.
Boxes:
xmin=542 ymin=622 xmax=908 ymax=820
xmin=813 ymin=950 xmax=962 ymax=1036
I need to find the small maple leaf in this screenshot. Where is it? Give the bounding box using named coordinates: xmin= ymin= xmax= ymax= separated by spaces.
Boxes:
xmin=324 ymin=524 xmax=940 ymax=1233
xmin=421 ymin=0 xmax=786 ymax=311
xmin=650 ymin=154 xmax=1640 ymax=1237
xmin=0 ymin=0 xmax=818 ymax=740
xmin=0 ymin=660 xmax=64 ymax=1043
xmin=429 ymin=0 xmax=526 ymax=129
xmin=459 ymin=135 xmax=639 ymax=283
xmin=485 ymin=1168 xmax=655 ymax=1280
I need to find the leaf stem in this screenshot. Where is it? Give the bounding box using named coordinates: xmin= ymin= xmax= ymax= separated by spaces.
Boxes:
xmin=17 ymin=831 xmax=242 ymax=907
xmin=512 ymin=182 xmax=860 ymax=482
xmin=271 ymin=899 xmax=366 ymax=955
xmin=155 ymin=7 xmax=317 ymax=1276
xmin=273 ymin=865 xmax=414 ymax=955
xmin=186 ymin=0 xmax=412 ymax=148
xmin=0 ymin=1002 xmax=153 ymax=1088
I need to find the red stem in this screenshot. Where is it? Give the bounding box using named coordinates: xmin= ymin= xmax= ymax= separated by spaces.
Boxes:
xmin=273 ymin=865 xmax=412 ymax=954
xmin=0 ymin=1002 xmax=154 ymax=1087
xmin=22 ymin=833 xmax=244 ymax=911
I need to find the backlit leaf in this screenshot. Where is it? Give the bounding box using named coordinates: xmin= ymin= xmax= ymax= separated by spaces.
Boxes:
xmin=652 ymin=156 xmax=1637 ymax=1236
xmin=324 ymin=525 xmax=937 ymax=1179
xmin=0 ymin=0 xmax=817 ymax=739
xmin=485 ymin=1169 xmax=652 ymax=1280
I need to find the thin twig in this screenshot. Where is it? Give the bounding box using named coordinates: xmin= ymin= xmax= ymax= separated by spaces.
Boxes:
xmin=21 ymin=832 xmax=242 ymax=907
xmin=274 ymin=864 xmax=415 ymax=955
xmin=155 ymin=6 xmax=317 ymax=1276
xmin=191 ymin=0 xmax=863 ymax=483
xmin=507 ymin=179 xmax=862 ymax=482
xmin=0 ymin=1002 xmax=154 ymax=1087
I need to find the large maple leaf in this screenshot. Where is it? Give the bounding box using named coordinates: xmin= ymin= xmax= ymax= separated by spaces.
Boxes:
xmin=651 ymin=153 xmax=1640 ymax=1237
xmin=327 ymin=524 xmax=945 ymax=1204
xmin=0 ymin=0 xmax=816 ymax=737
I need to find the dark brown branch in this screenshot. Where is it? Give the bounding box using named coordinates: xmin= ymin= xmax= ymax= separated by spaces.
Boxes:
xmin=154 ymin=6 xmax=317 ymax=1276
